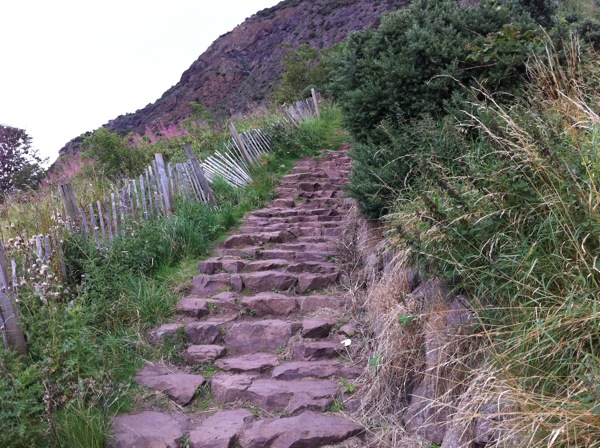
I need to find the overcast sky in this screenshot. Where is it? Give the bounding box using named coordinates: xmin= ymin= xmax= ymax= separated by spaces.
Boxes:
xmin=0 ymin=0 xmax=281 ymax=164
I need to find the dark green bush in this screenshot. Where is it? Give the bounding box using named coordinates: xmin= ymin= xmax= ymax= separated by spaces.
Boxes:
xmin=330 ymin=0 xmax=546 ymax=218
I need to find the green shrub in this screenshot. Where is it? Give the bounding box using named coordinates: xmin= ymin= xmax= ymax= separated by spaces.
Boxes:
xmin=387 ymin=38 xmax=600 ymax=444
xmin=330 ymin=0 xmax=539 ymax=145
xmin=83 ymin=128 xmax=152 ymax=180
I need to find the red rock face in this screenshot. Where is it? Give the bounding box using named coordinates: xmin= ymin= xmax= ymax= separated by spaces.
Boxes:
xmin=57 ymin=0 xmax=408 ymax=157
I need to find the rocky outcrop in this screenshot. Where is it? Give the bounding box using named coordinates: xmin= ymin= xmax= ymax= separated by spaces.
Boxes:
xmin=57 ymin=0 xmax=407 ymax=159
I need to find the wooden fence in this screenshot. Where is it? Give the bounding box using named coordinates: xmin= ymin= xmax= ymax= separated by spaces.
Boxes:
xmin=0 ymin=93 xmax=323 ymax=353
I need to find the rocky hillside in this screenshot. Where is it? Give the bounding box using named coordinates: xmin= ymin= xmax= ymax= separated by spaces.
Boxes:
xmin=57 ymin=0 xmax=407 ymax=158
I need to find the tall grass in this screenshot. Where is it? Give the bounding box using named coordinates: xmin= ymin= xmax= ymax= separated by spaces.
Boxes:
xmin=383 ymin=37 xmax=600 ymax=445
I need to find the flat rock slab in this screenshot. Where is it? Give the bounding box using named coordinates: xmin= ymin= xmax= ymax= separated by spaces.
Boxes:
xmin=238 ymin=411 xmax=364 ymax=448
xmin=293 ymin=342 xmax=344 ymax=361
xmin=240 ymin=292 xmax=297 ymax=317
xmin=302 ymin=318 xmax=335 ymax=338
xmin=134 ymin=363 xmax=206 ymax=406
xmin=108 ymin=411 xmax=188 ymax=448
xmin=176 ymin=298 xmax=210 ymax=318
xmin=272 ymin=360 xmax=343 ymax=380
xmin=225 ymin=320 xmax=293 ymax=353
xmin=296 ymin=272 xmax=339 ymax=294
xmin=191 ymin=273 xmax=231 ymax=296
xmin=245 ymin=379 xmax=337 ymax=413
xmin=211 ymin=373 xmax=257 ymax=404
xmin=297 ymin=295 xmax=344 ymax=313
xmin=216 ymin=353 xmax=280 ymax=373
xmin=185 ymin=321 xmax=221 ymax=345
xmin=223 ymin=231 xmax=294 ymax=248
xmin=241 ymin=271 xmax=298 ymax=293
xmin=147 ymin=323 xmax=184 ymax=345
xmin=183 ymin=345 xmax=226 ymax=364
xmin=189 ymin=409 xmax=255 ymax=448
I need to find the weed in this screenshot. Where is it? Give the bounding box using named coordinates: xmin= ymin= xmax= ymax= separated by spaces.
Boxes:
xmin=327 ymin=399 xmax=346 ymax=413
xmin=338 ymin=378 xmax=356 ymax=394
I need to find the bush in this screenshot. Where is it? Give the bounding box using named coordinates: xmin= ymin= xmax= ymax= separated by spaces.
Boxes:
xmin=83 ymin=128 xmax=151 ymax=180
xmin=330 ymin=0 xmax=539 ymax=145
xmin=387 ymin=37 xmax=600 ymax=445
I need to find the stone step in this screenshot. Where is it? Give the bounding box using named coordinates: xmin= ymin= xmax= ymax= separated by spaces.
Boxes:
xmin=222 ymin=230 xmax=295 ymax=249
xmin=249 ymin=207 xmax=337 ymax=219
xmin=240 ymin=291 xmax=297 ymax=317
xmin=272 ymin=360 xmax=342 ymax=380
xmin=245 ymin=378 xmax=338 ymax=414
xmin=215 ymin=353 xmax=280 ymax=373
xmin=292 ymin=341 xmax=345 ymax=360
xmin=192 ymin=270 xmax=339 ymax=295
xmin=225 ymin=319 xmax=295 ymax=354
xmin=238 ymin=411 xmax=363 ymax=448
xmin=182 ymin=345 xmax=226 ymax=364
xmin=108 ymin=411 xmax=188 ymax=448
xmin=218 ymin=247 xmax=337 ymax=263
xmin=238 ymin=225 xmax=341 ymax=237
xmin=189 ymin=409 xmax=254 ymax=448
xmin=134 ymin=363 xmax=206 ymax=406
xmin=198 ymin=257 xmax=339 ymax=276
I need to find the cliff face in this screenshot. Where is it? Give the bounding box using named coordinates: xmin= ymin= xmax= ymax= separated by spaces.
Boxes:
xmin=58 ymin=0 xmax=407 ymax=157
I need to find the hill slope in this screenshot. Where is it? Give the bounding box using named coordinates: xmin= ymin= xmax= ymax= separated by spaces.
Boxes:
xmin=58 ymin=0 xmax=407 ymax=157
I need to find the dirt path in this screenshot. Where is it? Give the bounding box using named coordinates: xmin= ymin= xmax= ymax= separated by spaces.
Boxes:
xmin=108 ymin=147 xmax=365 ymax=448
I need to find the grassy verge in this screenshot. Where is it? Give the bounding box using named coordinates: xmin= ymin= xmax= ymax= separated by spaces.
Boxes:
xmin=367 ymin=38 xmax=600 ymax=445
xmin=0 ymin=104 xmax=345 ymax=448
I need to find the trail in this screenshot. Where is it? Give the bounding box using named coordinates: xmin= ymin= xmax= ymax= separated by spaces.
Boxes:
xmin=108 ymin=146 xmax=364 ymax=448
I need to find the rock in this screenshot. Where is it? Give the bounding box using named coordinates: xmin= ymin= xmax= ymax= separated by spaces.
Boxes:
xmin=183 ymin=345 xmax=226 ymax=364
xmin=230 ymin=273 xmax=244 ymax=292
xmin=225 ymin=320 xmax=293 ymax=353
xmin=147 ymin=323 xmax=183 ymax=345
xmin=211 ymin=373 xmax=257 ymax=404
xmin=297 ymin=295 xmax=344 ymax=313
xmin=240 ymin=292 xmax=297 ymax=317
xmin=223 ymin=231 xmax=294 ymax=248
xmin=134 ymin=363 xmax=205 ymax=406
xmin=302 ymin=318 xmax=335 ymax=338
xmin=190 ymin=273 xmax=231 ymax=296
xmin=184 ymin=321 xmax=221 ymax=345
xmin=108 ymin=411 xmax=188 ymax=448
xmin=198 ymin=258 xmax=222 ymax=275
xmin=292 ymin=342 xmax=343 ymax=360
xmin=241 ymin=271 xmax=297 ymax=293
xmin=294 ymin=250 xmax=336 ymax=263
xmin=189 ymin=409 xmax=255 ymax=448
xmin=296 ymin=272 xmax=339 ymax=293
xmin=272 ymin=360 xmax=342 ymax=380
xmin=286 ymin=261 xmax=338 ymax=274
xmin=409 ymin=278 xmax=452 ymax=310
xmin=245 ymin=379 xmax=337 ymax=413
xmin=215 ymin=353 xmax=280 ymax=373
xmin=243 ymin=259 xmax=290 ymax=272
xmin=238 ymin=411 xmax=364 ymax=448
xmin=176 ymin=298 xmax=210 ymax=318
xmin=338 ymin=323 xmax=357 ymax=337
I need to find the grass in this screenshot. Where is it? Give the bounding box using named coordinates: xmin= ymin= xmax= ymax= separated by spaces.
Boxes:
xmin=359 ymin=36 xmax=600 ymax=446
xmin=0 ymin=103 xmax=345 ymax=447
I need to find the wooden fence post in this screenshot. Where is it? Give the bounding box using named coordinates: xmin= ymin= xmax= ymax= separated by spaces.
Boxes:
xmin=60 ymin=183 xmax=79 ymax=227
xmin=311 ymin=88 xmax=321 ymax=119
xmin=155 ymin=154 xmax=173 ymax=214
xmin=0 ymin=240 xmax=27 ymax=355
xmin=229 ymin=122 xmax=256 ymax=165
xmin=184 ymin=144 xmax=217 ymax=205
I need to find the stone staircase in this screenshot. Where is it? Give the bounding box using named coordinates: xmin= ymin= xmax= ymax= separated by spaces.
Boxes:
xmin=108 ymin=147 xmax=364 ymax=448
